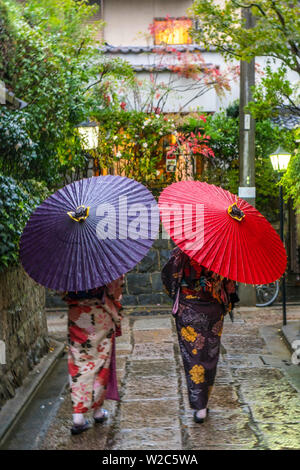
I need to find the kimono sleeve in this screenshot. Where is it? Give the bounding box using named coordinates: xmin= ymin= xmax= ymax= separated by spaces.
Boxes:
xmin=161 ymin=248 xmax=187 ymax=300
xmin=106 ymin=275 xmax=125 ymax=302
xmin=224 ymin=279 xmax=239 ymax=310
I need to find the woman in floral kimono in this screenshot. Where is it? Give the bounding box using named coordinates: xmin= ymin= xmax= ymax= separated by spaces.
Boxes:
xmin=162 ymin=247 xmax=239 ymax=423
xmin=63 ymin=276 xmax=124 ymax=435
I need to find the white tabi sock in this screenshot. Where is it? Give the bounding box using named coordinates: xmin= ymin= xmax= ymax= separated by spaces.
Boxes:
xmin=73 ymin=413 xmax=85 ymax=426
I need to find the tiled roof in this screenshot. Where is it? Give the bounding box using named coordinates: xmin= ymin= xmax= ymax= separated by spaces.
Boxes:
xmin=101 ymin=44 xmax=207 ymax=54
xmin=132 ymin=63 xmax=215 ymax=72
xmin=271 ymin=106 xmax=300 ymax=130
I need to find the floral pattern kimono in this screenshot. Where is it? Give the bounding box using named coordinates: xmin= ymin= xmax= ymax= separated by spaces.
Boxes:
xmin=63 ymin=277 xmax=124 ymax=414
xmin=162 ymin=248 xmax=238 ymax=410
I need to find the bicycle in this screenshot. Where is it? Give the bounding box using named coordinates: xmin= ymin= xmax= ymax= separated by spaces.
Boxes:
xmin=236 ymin=280 xmax=280 ymax=307
xmin=255 ymin=280 xmax=280 ymax=307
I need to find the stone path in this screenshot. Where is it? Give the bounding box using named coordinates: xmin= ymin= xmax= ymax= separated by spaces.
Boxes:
xmin=41 ymin=306 xmax=300 ymax=450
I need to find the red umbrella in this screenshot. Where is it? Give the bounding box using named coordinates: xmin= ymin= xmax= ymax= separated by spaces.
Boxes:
xmin=159 ymin=181 xmax=287 ymax=284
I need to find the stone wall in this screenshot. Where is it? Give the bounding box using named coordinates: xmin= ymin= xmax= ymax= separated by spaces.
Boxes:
xmin=0 ymin=266 xmax=49 ymax=408
xmin=122 ymin=235 xmax=173 ymax=305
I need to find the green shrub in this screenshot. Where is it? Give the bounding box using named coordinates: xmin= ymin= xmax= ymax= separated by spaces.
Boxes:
xmin=182 ymin=109 xmax=293 ymax=221
xmin=0 ymin=108 xmax=39 ymax=179
xmin=0 ymin=174 xmax=49 ymax=270
xmin=0 ymin=0 xmax=133 ymax=186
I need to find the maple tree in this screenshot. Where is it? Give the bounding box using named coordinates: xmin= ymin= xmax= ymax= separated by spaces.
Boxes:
xmin=122 ymin=16 xmax=235 ymax=114
xmin=191 ymin=0 xmax=300 ymax=117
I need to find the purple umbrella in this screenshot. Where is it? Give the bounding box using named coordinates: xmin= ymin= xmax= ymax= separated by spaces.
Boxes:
xmin=20 ymin=175 xmax=159 ymax=291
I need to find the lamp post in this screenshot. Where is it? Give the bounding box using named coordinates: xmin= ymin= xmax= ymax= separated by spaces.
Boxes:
xmin=76 ymin=120 xmax=99 ymax=177
xmin=269 ymin=146 xmax=292 ymax=325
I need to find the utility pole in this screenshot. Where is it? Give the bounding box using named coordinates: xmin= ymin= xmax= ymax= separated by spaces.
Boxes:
xmin=238 ymin=8 xmax=256 ymax=306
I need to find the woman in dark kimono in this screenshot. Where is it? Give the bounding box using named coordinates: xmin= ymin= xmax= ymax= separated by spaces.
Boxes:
xmin=162 ymin=247 xmax=239 ymax=423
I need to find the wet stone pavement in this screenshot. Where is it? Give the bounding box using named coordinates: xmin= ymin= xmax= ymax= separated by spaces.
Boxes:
xmin=41 ymin=306 xmax=300 ymax=450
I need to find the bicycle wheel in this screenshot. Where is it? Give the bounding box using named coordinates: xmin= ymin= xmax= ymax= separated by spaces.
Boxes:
xmin=255 ymin=281 xmax=280 ymax=307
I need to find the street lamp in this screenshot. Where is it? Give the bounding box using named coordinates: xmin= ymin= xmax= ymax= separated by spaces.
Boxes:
xmin=77 ymin=120 xmax=99 ymax=151
xmin=76 ymin=120 xmax=99 ymax=177
xmin=269 ymin=145 xmax=292 ymax=325
xmin=269 ymin=146 xmax=292 ymax=172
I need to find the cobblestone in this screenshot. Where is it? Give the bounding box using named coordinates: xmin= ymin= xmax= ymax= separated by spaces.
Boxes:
xmin=41 ymin=306 xmax=300 ymax=450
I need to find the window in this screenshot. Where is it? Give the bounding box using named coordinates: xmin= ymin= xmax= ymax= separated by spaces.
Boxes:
xmin=154 ymin=17 xmax=192 ymax=45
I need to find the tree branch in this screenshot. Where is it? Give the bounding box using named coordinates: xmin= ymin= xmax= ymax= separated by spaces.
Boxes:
xmin=84 ymin=70 xmax=106 ymax=91
xmin=270 ymin=0 xmax=300 ymax=63
xmin=232 ymin=1 xmax=266 ymax=17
